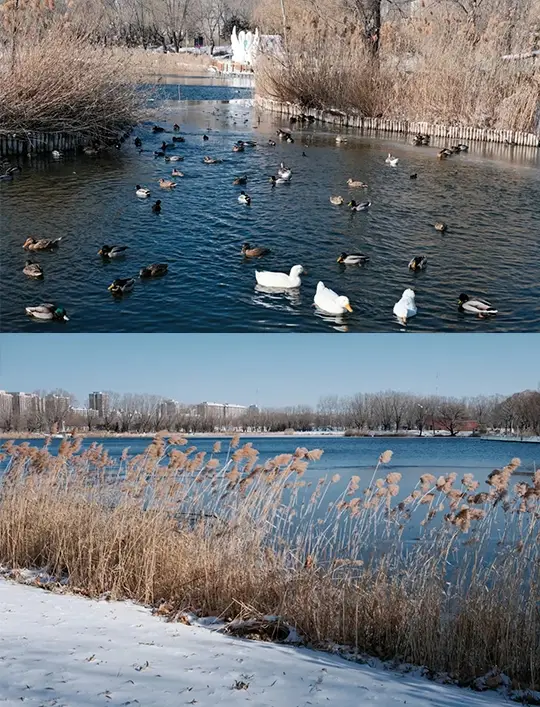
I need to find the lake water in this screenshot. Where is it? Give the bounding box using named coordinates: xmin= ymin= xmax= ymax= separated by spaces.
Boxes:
xmin=2 ymin=77 xmax=540 ymax=332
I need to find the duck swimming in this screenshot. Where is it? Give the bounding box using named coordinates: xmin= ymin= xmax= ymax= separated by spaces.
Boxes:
xmin=152 ymin=125 xmax=165 ymax=133
xmin=173 ymin=124 xmax=180 ymax=131
xmin=330 ymin=196 xmax=344 ymax=205
xmin=408 ymin=256 xmax=428 ymax=271
xmin=255 ymin=265 xmax=303 ymax=289
xmin=171 ymin=168 xmax=184 ymax=177
xmin=136 ymin=185 xmax=150 ymax=198
xmin=98 ymin=245 xmax=128 ymax=258
xmin=203 ymin=156 xmax=222 ymax=164
xmin=159 ymin=178 xmax=176 ymax=188
xmin=152 ymin=200 xmax=162 ymax=213
xmin=134 ymin=137 xmax=142 ymax=147
xmin=385 ymin=153 xmax=399 ymax=166
xmin=458 ymin=293 xmax=498 ymax=317
xmin=164 ymin=155 xmax=184 ymax=162
xmin=51 ymin=150 xmax=63 ymax=159
xmin=348 ymin=200 xmax=371 ymax=211
xmin=269 ymin=175 xmax=289 ymax=186
xmin=172 ymin=136 xmax=185 ymax=142
xmin=242 ymin=242 xmax=270 ymax=257
xmin=434 ymin=221 xmax=447 ymax=232
xmin=314 ymin=281 xmax=353 ymax=315
xmin=26 ymin=304 xmax=69 ymax=321
xmin=23 ymin=237 xmax=62 ymax=251
xmin=277 ymin=163 xmax=292 ymax=180
xmin=233 ymin=175 xmax=248 ymax=185
xmin=23 ymin=261 xmax=44 ymax=278
xmin=238 ymin=191 xmax=251 ymax=205
xmin=140 ymin=264 xmax=168 ymax=278
xmin=108 ymin=278 xmax=135 ymax=295
xmin=335 ymin=136 xmax=347 ymax=144
xmin=347 ymin=179 xmax=367 ymax=188
xmin=232 ymin=143 xmax=245 ymax=152
xmin=393 ymin=288 xmax=417 ymax=324
xmin=203 ymin=134 xmax=209 ymax=141
xmin=337 ymin=252 xmax=369 ymax=265
xmin=268 ymin=139 xmax=276 ymax=147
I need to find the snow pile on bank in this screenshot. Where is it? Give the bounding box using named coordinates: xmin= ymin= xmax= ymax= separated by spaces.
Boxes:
xmin=0 ymin=579 xmax=516 ymax=706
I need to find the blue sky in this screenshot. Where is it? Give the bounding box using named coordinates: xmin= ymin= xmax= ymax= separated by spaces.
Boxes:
xmin=1 ymin=334 xmax=538 ymax=407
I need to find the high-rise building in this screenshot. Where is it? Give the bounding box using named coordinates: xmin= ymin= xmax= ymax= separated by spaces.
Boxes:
xmin=0 ymin=391 xmax=13 ymax=419
xmin=88 ymin=391 xmax=110 ymax=417
xmin=8 ymin=392 xmax=40 ymax=417
xmin=44 ymin=394 xmax=71 ymax=420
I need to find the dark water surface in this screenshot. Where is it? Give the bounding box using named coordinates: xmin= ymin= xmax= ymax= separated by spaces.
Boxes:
xmin=2 ymin=80 xmax=540 ymax=332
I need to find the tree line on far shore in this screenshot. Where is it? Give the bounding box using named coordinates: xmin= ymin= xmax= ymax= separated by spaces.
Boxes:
xmin=2 ymin=389 xmax=540 ymax=437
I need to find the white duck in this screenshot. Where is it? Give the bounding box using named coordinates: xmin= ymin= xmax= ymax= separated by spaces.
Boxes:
xmin=393 ymin=288 xmax=417 ymax=324
xmin=255 ymin=265 xmax=303 ymax=289
xmin=51 ymin=150 xmax=63 ymax=159
xmin=385 ymin=153 xmax=399 ymax=166
xmin=277 ymin=162 xmax=292 ymax=181
xmin=314 ymin=282 xmax=353 ymax=315
xmin=136 ymin=184 xmax=151 ymax=198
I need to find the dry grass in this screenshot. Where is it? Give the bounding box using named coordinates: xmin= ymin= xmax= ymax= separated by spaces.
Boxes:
xmin=257 ymin=2 xmax=540 ymax=133
xmin=0 ymin=437 xmax=539 ymax=691
xmin=0 ymin=34 xmax=143 ymax=142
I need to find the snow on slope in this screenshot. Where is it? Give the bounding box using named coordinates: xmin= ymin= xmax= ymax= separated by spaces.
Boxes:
xmin=0 ymin=579 xmax=509 ymax=707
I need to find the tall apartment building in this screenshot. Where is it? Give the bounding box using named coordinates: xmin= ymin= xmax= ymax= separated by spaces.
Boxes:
xmin=88 ymin=391 xmax=110 ymax=417
xmin=0 ymin=391 xmax=13 ymax=419
xmin=7 ymin=392 xmax=40 ymax=417
xmin=44 ymin=394 xmax=71 ymax=419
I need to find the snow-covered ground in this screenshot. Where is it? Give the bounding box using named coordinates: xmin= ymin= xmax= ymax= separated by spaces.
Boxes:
xmin=0 ymin=579 xmax=511 ymax=706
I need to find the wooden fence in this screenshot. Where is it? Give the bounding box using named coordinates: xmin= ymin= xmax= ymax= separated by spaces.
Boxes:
xmin=255 ymin=96 xmax=540 ymax=147
xmin=0 ymin=127 xmax=133 ymax=157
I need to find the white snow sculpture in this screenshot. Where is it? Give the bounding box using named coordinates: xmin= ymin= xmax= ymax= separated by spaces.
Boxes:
xmin=231 ymin=26 xmax=260 ymax=66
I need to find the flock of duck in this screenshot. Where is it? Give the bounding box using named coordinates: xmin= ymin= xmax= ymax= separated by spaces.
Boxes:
xmin=17 ymin=122 xmax=499 ymax=324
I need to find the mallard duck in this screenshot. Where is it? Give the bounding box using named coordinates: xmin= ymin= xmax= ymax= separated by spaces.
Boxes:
xmin=434 ymin=221 xmax=447 ymax=232
xmin=385 ymin=153 xmax=399 ymax=166
xmin=255 ymin=265 xmax=303 ymax=289
xmin=335 ymin=136 xmax=347 ymax=144
xmin=161 ymin=141 xmax=175 ymax=151
xmin=153 ymin=150 xmax=165 ymax=158
xmin=330 ymin=196 xmax=344 ymax=205
xmin=393 ymin=288 xmax=417 ymax=324
xmin=152 ymin=200 xmax=162 ymax=213
xmin=458 ymin=293 xmax=498 ymax=316
xmin=268 ymin=139 xmax=276 ymax=147
xmin=242 ymin=242 xmax=270 ymax=257
xmin=23 ymin=261 xmax=44 ymax=278
xmin=437 ymin=148 xmax=452 ymax=159
xmin=277 ymin=129 xmax=291 ymax=139
xmin=347 ymin=179 xmax=367 ymax=188
xmin=108 ymin=278 xmax=135 ymax=294
xmin=337 ymin=252 xmax=369 ymax=265
xmin=203 ymin=156 xmax=221 ymax=164
xmin=164 ymin=155 xmax=183 ymax=162
xmin=26 ymin=303 xmax=69 ymax=321
xmin=408 ymin=256 xmax=428 ymax=271
xmin=171 ymin=169 xmax=184 ymax=177
xmin=136 ymin=185 xmax=150 ymax=198
xmin=203 ymin=134 xmax=209 ymax=141
xmin=238 ymin=191 xmax=251 ymax=205
xmin=285 ymin=135 xmax=294 ymax=143
xmin=140 ymin=263 xmax=168 ymax=278
xmin=278 ymin=163 xmax=292 ymax=180
xmin=410 ymin=173 xmax=418 ymax=180
xmin=314 ymin=281 xmax=353 ymax=315
xmin=173 ymin=124 xmax=180 ymax=131
xmin=233 ymin=176 xmax=248 ymax=185
xmin=23 ymin=237 xmax=62 ymax=251
xmin=232 ymin=143 xmax=244 ymax=152
xmin=98 ymin=245 xmax=128 ymax=258
xmin=51 ymin=150 xmax=63 ymax=159
xmin=152 ymin=125 xmax=165 ymax=133
xmin=348 ymin=200 xmax=371 ymax=211
xmin=243 ymin=140 xmax=257 ymax=147
xmin=457 ymin=144 xmax=468 ymax=152
xmin=159 ymin=178 xmax=176 ymax=188
xmin=172 ymin=136 xmax=185 ymax=142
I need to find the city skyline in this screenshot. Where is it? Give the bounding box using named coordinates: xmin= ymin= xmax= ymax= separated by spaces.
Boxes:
xmin=2 ymin=334 xmax=539 ymax=407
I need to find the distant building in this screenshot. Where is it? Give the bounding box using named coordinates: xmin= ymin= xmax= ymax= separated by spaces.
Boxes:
xmin=7 ymin=391 xmax=40 ymax=418
xmin=88 ymin=391 xmax=109 ymax=417
xmin=196 ymin=402 xmax=249 ymax=421
xmin=158 ymin=399 xmax=179 ymax=417
xmin=44 ymin=394 xmax=71 ymax=420
xmin=0 ymin=390 xmax=13 ymax=419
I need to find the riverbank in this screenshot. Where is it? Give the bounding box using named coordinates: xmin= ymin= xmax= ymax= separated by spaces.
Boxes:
xmin=0 ymin=578 xmax=517 ymax=707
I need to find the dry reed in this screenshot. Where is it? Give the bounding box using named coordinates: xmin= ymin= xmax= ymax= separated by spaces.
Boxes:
xmin=0 ymin=437 xmax=538 ymax=692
